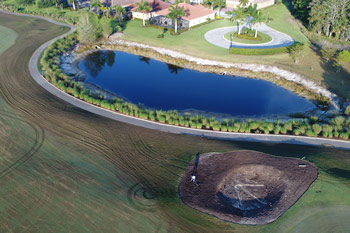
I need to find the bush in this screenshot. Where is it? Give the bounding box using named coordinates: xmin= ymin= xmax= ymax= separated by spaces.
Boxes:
xmin=312 ymin=124 xmax=322 ymax=135
xmin=337 ymin=50 xmax=350 ymax=63
xmin=288 ymin=43 xmax=307 ymax=64
xmin=229 ymin=45 xmax=291 ymax=55
xmin=320 ymin=47 xmax=337 ymax=62
xmin=345 ymin=105 xmax=350 ymax=116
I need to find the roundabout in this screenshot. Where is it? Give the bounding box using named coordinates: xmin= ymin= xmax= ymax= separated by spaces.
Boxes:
xmin=204 ymin=23 xmax=294 ymax=49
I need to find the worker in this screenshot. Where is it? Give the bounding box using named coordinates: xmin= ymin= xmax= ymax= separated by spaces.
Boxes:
xmin=190 ymin=175 xmax=198 ymax=186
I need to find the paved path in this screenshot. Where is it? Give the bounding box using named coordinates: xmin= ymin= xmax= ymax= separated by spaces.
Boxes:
xmin=2 ymin=10 xmax=350 ymax=150
xmin=204 ymin=24 xmax=294 ymax=49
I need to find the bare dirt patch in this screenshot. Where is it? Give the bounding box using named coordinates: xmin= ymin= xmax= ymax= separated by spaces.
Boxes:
xmin=179 ymin=151 xmax=318 ymax=225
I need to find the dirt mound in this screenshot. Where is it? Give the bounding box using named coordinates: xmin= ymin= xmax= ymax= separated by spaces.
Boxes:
xmin=179 ymin=151 xmax=318 ymax=225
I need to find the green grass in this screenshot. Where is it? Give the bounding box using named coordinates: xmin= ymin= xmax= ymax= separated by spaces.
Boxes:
xmin=0 ymin=25 xmax=17 ymax=54
xmin=224 ymin=31 xmax=272 ymax=44
xmin=261 ymin=3 xmax=309 ymax=45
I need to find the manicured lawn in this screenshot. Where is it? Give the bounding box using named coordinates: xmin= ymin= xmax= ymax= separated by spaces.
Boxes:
xmin=123 ymin=19 xmax=232 ymax=59
xmin=0 ymin=25 xmax=17 ymax=54
xmin=224 ymin=31 xmax=272 ymax=44
xmin=261 ymin=2 xmax=309 ymax=45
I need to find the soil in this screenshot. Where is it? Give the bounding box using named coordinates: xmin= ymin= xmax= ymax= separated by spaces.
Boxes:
xmin=179 ymin=151 xmax=318 ymax=225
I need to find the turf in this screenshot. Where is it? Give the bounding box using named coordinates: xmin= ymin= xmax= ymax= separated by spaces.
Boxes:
xmin=0 ymin=12 xmax=350 ymax=233
xmin=224 ymin=31 xmax=272 ymax=44
xmin=0 ymin=25 xmax=17 ymax=54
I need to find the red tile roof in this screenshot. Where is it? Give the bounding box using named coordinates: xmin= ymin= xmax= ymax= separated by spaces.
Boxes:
xmin=155 ymin=3 xmax=215 ymax=21
xmin=129 ymin=0 xmax=171 ymax=12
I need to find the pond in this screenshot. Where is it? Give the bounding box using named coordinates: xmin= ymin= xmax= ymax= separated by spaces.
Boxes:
xmin=79 ymin=51 xmax=316 ymax=117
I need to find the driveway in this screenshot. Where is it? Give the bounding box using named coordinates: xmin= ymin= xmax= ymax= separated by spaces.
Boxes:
xmin=204 ymin=23 xmax=294 ymax=49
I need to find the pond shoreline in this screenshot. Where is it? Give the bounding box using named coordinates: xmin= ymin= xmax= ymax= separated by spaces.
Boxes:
xmin=101 ymin=38 xmax=338 ymax=111
xmin=62 ymin=49 xmax=321 ymax=120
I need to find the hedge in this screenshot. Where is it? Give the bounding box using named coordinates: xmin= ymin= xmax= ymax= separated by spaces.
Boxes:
xmin=229 ymin=45 xmax=292 ymax=55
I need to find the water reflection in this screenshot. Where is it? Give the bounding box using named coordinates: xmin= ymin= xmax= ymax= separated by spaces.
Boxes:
xmin=83 ymin=51 xmax=116 ymax=77
xmin=167 ymin=64 xmax=183 ymax=74
xmin=139 ymin=56 xmax=151 ymax=64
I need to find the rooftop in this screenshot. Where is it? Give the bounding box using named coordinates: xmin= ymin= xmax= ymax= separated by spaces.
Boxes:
xmin=128 ymin=0 xmax=171 ymax=12
xmin=155 ymin=3 xmax=215 ymax=21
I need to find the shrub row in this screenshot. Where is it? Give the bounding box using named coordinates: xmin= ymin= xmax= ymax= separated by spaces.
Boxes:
xmin=229 ymin=45 xmax=292 ymax=55
xmin=40 ymin=34 xmax=350 ymax=141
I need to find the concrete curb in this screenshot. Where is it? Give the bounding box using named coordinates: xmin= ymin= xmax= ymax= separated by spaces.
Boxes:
xmin=2 ymin=10 xmax=350 ymax=150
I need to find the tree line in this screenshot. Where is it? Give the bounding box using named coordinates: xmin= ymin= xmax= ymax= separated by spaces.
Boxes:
xmin=292 ymin=0 xmax=350 ymax=41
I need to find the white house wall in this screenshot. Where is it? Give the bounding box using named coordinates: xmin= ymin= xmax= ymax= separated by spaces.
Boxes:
xmin=132 ymin=12 xmax=154 ymax=20
xmin=226 ymin=0 xmax=274 ymax=9
xmin=188 ymin=13 xmax=216 ymax=27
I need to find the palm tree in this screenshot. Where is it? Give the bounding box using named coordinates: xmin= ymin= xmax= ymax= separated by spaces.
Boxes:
xmin=54 ymin=0 xmax=60 ymax=8
xmin=229 ymin=6 xmax=246 ymax=35
xmin=251 ymin=10 xmax=266 ymax=38
xmin=166 ymin=4 xmax=185 ymax=34
xmin=246 ymin=3 xmax=257 ymax=29
xmin=111 ymin=5 xmax=126 ymax=20
xmin=136 ymin=0 xmax=152 ymax=27
xmin=90 ymin=0 xmax=103 ymax=17
xmin=239 ymin=0 xmax=249 ymax=7
xmin=213 ymin=0 xmax=226 ymax=17
xmin=68 ymin=0 xmax=76 ymax=11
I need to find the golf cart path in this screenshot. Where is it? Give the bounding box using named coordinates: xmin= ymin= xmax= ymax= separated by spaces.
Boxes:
xmin=2 ymin=10 xmax=350 ymax=150
xmin=204 ymin=24 xmax=294 ymax=49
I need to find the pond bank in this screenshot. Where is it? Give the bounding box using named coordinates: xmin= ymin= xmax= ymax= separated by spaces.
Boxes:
xmin=101 ymin=38 xmax=338 ymax=111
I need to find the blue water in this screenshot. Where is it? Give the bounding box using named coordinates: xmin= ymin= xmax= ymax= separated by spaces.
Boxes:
xmin=79 ymin=51 xmax=315 ymax=116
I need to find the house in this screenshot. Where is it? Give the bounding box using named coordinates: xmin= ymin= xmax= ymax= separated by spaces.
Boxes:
xmin=226 ymin=0 xmax=275 ymax=9
xmin=154 ymin=3 xmax=216 ymax=28
xmin=127 ymin=0 xmax=171 ymax=20
xmin=100 ymin=0 xmax=140 ymax=7
xmin=189 ymin=0 xmax=203 ymax=4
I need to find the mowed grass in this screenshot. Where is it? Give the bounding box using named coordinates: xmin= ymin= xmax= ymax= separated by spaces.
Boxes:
xmin=1 ymin=12 xmax=350 ymax=233
xmin=261 ymin=2 xmax=309 ymax=45
xmin=0 ymin=25 xmax=17 ymax=54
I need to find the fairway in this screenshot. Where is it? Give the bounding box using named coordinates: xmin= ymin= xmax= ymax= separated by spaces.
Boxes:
xmin=0 ymin=25 xmax=17 ymax=54
xmin=0 ymin=12 xmax=350 ymax=233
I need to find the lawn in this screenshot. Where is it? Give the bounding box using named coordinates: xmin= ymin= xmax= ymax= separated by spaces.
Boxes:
xmin=261 ymin=2 xmax=309 ymax=45
xmin=0 ymin=25 xmax=17 ymax=54
xmin=1 ymin=12 xmax=350 ymax=233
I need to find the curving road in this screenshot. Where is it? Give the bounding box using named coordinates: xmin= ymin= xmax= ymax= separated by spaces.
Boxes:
xmin=2 ymin=10 xmax=350 ymax=150
xmin=205 ymin=24 xmax=294 ymax=49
